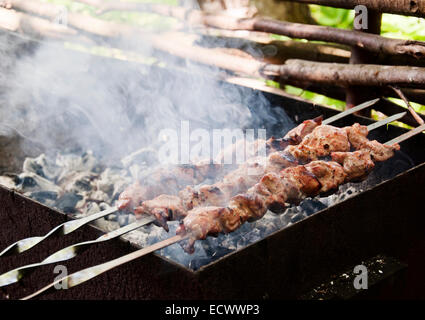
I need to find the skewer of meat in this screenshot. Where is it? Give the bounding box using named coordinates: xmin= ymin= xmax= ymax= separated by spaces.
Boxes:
xmin=118 ymin=99 xmax=380 ymax=214
xmin=177 ymin=140 xmax=400 ymax=253
xmin=117 ymin=116 xmax=323 ymax=212
xmin=132 ymin=121 xmax=395 ymax=230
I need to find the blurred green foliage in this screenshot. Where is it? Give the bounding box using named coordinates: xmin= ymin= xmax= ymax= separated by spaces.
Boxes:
xmin=299 ymin=5 xmax=425 ymax=113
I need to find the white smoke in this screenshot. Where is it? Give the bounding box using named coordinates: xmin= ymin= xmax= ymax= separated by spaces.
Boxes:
xmin=0 ymin=10 xmax=293 ymax=167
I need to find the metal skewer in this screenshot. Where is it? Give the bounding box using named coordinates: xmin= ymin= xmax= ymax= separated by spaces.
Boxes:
xmin=0 ymin=111 xmax=406 ymax=285
xmin=21 ymin=234 xmax=188 ymax=300
xmin=0 ymin=206 xmax=118 ymax=257
xmin=385 ymin=123 xmax=425 ymax=146
xmin=0 ymin=216 xmax=155 ymax=287
xmin=322 ymin=98 xmax=380 ymax=125
xmin=0 ymin=107 xmax=403 ymax=259
xmin=366 ymin=112 xmax=406 ymax=131
xmin=20 ymin=113 xmax=417 ymax=300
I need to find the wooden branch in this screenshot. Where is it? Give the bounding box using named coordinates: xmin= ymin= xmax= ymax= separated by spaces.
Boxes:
xmin=1 ymin=0 xmax=136 ymax=37
xmin=264 ymin=60 xmax=425 ymax=87
xmin=224 ymin=18 xmax=425 ymax=59
xmin=0 ymin=7 xmax=78 ymax=39
xmin=284 ymin=0 xmax=425 ymax=18
xmin=389 ymin=85 xmax=425 ymax=125
xmin=67 ymin=0 xmax=425 ymax=59
xmin=198 ymin=34 xmax=351 ymax=64
xmin=401 ymin=88 xmax=425 ymax=105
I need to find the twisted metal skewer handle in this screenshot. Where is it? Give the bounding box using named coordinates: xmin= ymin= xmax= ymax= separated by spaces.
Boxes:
xmin=0 ymin=206 xmax=118 ymax=257
xmin=22 ymin=234 xmax=187 ymax=300
xmin=0 ymin=216 xmax=155 ymax=287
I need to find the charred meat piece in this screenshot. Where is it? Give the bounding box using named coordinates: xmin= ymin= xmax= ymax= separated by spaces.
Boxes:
xmin=176 ymin=206 xmax=227 ymax=253
xmin=285 ymin=125 xmax=350 ymax=162
xmin=134 ymin=194 xmax=186 ymax=230
xmin=284 ymin=116 xmax=323 ymax=145
xmin=345 ymin=123 xmax=400 ymax=161
xmin=331 ymin=150 xmax=375 ymax=181
xmin=344 ymin=123 xmax=369 ymax=148
xmin=280 ymin=166 xmax=322 ymax=197
xmin=304 ymin=161 xmax=347 ymax=193
xmin=360 ymin=140 xmax=400 ymax=162
xmin=117 ymin=182 xmax=151 ymax=211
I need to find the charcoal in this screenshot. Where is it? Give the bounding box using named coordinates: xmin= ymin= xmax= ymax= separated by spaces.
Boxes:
xmin=300 ymin=198 xmax=327 ymax=216
xmin=128 ymin=214 xmax=136 ymax=224
xmin=85 ymin=202 xmax=100 ymax=216
xmin=201 ymin=240 xmax=233 ymax=259
xmin=89 ymin=190 xmax=109 ymax=202
xmin=22 ymin=154 xmax=61 ymax=181
xmin=122 ymin=229 xmax=149 ymax=247
xmin=15 ymin=172 xmax=62 ymax=193
xmin=92 ymin=217 xmax=119 ymax=232
xmin=56 ymin=151 xmax=99 ymax=182
xmin=105 ymin=213 xmax=117 ymax=221
xmin=55 ymin=192 xmax=83 ymax=214
xmin=99 ymin=202 xmax=111 ymax=211
xmin=117 ymin=214 xmax=129 ymax=227
xmin=96 ymin=168 xmax=130 ymax=198
xmin=29 ymin=191 xmax=58 ymax=204
xmin=58 ymin=171 xmax=97 ymax=194
xmin=290 ymin=212 xmax=305 ymax=224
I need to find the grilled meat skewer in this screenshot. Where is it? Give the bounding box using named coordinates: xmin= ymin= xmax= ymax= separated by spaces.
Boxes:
xmin=134 ymin=123 xmax=396 ymax=229
xmin=177 ymin=144 xmax=399 ymax=253
xmin=134 ymin=123 xmax=350 ymax=229
xmin=118 ymin=117 xmax=323 ymax=212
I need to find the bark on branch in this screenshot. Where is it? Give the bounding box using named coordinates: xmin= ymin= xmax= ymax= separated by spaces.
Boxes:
xmin=0 ymin=7 xmax=78 ymax=39
xmin=264 ymin=60 xmax=425 ymax=87
xmin=1 ymin=0 xmax=136 ymax=37
xmin=284 ymin=0 xmax=425 ymax=18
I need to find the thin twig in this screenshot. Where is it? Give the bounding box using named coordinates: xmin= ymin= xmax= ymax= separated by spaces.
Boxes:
xmin=389 ymin=85 xmax=425 ymax=126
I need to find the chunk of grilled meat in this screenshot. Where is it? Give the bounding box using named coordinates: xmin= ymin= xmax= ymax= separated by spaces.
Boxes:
xmin=117 ymin=164 xmax=219 ymax=211
xmin=344 ymin=123 xmax=400 ymax=161
xmin=304 ymin=161 xmax=346 ymax=193
xmin=178 ymin=149 xmax=388 ymax=253
xmin=283 ymin=116 xmax=323 ymax=145
xmin=178 ymin=206 xmax=226 ymax=252
xmin=134 ymin=195 xmax=185 ymax=231
xmin=331 ymin=150 xmax=375 ymax=181
xmin=116 ymin=182 xmax=151 ymax=211
xmin=285 ymin=125 xmax=350 ymax=162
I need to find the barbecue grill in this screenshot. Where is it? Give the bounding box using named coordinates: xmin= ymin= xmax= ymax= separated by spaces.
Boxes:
xmin=1 ymin=62 xmax=424 ymax=299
